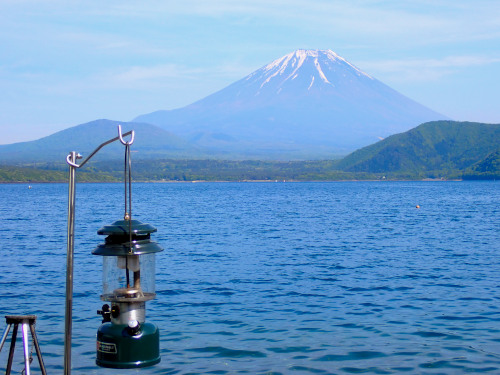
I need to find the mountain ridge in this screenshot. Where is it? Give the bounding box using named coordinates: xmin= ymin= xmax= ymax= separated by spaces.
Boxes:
xmin=0 ymin=49 xmax=461 ymax=164
xmin=0 ymin=119 xmax=199 ymax=163
xmin=1 ymin=120 xmax=497 ymax=181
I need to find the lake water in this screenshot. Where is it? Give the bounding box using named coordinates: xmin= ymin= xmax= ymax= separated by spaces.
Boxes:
xmin=0 ymin=181 xmax=499 ymax=374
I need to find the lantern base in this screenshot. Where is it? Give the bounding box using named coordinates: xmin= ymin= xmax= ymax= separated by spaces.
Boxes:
xmin=96 ymin=322 xmax=160 ymax=368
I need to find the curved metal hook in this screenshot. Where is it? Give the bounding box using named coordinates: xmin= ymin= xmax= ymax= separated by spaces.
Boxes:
xmin=66 ymin=152 xmax=82 ymax=168
xmin=118 ymin=125 xmax=135 ymax=145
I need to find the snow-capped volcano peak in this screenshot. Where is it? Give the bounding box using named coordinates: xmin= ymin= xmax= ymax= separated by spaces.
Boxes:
xmin=246 ymin=49 xmax=372 ymax=94
xmin=134 ymin=48 xmax=448 ymax=157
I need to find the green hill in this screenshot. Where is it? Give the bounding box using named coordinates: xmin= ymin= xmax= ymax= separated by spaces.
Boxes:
xmin=336 ymin=121 xmax=500 ymax=178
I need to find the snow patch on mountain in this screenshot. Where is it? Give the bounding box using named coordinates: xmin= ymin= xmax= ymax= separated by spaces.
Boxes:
xmin=308 ymin=76 xmax=315 ymax=90
xmin=314 ymin=57 xmax=330 ymax=83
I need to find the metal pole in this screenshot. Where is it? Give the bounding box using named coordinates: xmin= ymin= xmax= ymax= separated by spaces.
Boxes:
xmin=22 ymin=321 xmax=31 ymax=375
xmin=64 ymin=151 xmax=78 ymax=375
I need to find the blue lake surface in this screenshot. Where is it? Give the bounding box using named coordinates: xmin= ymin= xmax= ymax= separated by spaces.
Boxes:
xmin=0 ymin=181 xmax=499 ymax=374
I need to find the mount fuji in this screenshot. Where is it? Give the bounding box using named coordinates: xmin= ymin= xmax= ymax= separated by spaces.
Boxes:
xmin=134 ymin=49 xmax=448 ymax=158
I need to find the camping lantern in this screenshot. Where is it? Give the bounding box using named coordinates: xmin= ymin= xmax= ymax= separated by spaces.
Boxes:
xmin=93 ymin=218 xmax=163 ymax=368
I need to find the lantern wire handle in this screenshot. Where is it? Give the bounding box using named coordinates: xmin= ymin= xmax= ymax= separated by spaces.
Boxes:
xmin=124 ymin=143 xmax=132 ymax=222
xmin=123 ymin=142 xmax=134 ymax=288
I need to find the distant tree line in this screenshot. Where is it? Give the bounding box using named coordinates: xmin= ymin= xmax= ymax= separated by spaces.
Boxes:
xmin=0 ymin=157 xmax=496 ymax=183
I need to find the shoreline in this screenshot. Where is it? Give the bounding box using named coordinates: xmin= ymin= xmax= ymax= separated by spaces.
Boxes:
xmin=0 ymin=178 xmax=472 ymax=184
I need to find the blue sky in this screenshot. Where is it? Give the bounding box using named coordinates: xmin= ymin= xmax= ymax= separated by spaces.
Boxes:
xmin=1 ymin=0 xmax=499 ymax=144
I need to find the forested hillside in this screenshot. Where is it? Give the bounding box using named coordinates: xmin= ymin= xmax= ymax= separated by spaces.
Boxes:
xmin=336 ymin=121 xmax=499 ymax=178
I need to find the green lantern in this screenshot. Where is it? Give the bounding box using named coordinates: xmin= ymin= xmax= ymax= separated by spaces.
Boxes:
xmin=92 ymin=219 xmax=163 ymax=369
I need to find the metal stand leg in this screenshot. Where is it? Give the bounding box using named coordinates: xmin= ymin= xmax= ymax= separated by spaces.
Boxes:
xmin=1 ymin=316 xmax=47 ymax=375
xmin=5 ymin=323 xmax=18 ymax=375
xmin=0 ymin=325 xmax=11 ymax=353
xmin=29 ymin=324 xmax=47 ymax=375
xmin=21 ymin=323 xmax=31 ymax=375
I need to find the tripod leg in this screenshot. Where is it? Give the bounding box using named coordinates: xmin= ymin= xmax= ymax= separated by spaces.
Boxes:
xmin=0 ymin=324 xmax=12 ymax=353
xmin=22 ymin=323 xmax=31 ymax=375
xmin=6 ymin=324 xmax=18 ymax=375
xmin=29 ymin=323 xmax=47 ymax=375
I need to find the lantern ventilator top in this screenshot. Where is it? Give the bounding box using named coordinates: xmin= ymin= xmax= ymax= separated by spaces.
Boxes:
xmin=93 ymin=219 xmax=162 ymax=255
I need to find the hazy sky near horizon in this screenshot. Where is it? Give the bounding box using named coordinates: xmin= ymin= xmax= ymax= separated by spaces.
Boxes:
xmin=1 ymin=0 xmax=499 ymax=144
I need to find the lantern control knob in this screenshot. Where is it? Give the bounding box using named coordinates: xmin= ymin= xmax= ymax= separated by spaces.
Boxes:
xmin=127 ymin=320 xmax=141 ymax=336
xmin=97 ymin=304 xmax=111 ymax=323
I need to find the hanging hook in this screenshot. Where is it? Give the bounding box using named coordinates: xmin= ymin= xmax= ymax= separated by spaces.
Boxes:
xmin=66 ymin=152 xmax=82 ymax=168
xmin=118 ymin=125 xmax=135 ymax=146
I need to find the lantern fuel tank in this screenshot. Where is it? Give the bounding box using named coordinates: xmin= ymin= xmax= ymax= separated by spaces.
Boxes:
xmin=92 ymin=219 xmax=163 ymax=368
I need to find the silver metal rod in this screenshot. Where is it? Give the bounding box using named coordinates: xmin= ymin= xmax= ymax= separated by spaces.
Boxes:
xmin=64 ymin=151 xmax=77 ymax=375
xmin=0 ymin=324 xmax=11 ymax=352
xmin=22 ymin=322 xmax=31 ymax=375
